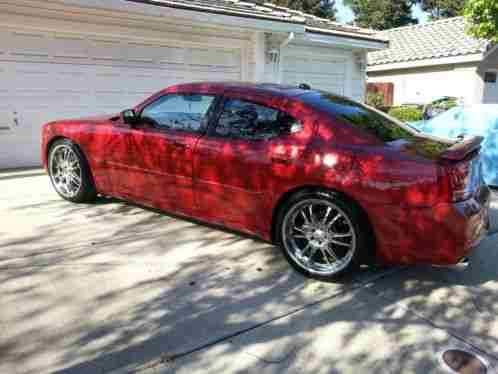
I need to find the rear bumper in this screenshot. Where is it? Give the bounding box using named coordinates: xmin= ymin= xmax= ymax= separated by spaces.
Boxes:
xmin=453 ymin=186 xmax=491 ymax=258
xmin=370 ymin=186 xmax=491 ymax=265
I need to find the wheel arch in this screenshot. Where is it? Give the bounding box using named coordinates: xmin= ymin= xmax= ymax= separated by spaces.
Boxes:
xmin=45 ymin=136 xmax=66 ymax=163
xmin=46 ymin=136 xmax=87 ymax=166
xmin=46 ymin=136 xmax=95 ymax=184
xmin=270 ymin=185 xmax=377 ymax=262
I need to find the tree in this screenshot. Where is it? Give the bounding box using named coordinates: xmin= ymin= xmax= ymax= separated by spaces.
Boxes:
xmin=271 ymin=0 xmax=337 ymax=20
xmin=465 ymin=0 xmax=498 ymax=43
xmin=414 ymin=0 xmax=465 ymax=20
xmin=344 ymin=0 xmax=417 ymax=30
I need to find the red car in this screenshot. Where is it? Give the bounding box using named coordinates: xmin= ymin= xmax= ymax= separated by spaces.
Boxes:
xmin=42 ymin=82 xmax=490 ymax=280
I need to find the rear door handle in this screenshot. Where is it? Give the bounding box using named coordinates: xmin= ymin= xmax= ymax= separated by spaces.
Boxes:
xmin=272 ymin=155 xmax=292 ymax=164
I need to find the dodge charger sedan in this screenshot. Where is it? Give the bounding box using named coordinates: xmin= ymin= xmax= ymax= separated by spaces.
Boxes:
xmin=42 ymin=82 xmax=490 ymax=280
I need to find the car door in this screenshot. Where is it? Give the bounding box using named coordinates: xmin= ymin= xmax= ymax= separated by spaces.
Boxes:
xmin=120 ymin=93 xmax=217 ymax=213
xmin=194 ymin=96 xmax=308 ymax=233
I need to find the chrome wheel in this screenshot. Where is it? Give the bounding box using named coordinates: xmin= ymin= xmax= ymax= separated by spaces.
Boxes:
xmin=282 ymin=199 xmax=357 ymax=276
xmin=49 ymin=144 xmax=82 ymax=198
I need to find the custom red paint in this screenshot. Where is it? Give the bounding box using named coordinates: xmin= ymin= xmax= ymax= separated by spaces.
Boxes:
xmin=41 ymin=82 xmax=490 ymax=266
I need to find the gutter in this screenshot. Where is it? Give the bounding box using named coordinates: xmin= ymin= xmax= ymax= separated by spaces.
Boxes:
xmin=306 ymin=27 xmax=388 ymax=45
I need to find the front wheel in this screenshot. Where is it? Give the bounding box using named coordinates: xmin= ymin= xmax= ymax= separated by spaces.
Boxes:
xmin=276 ymin=191 xmax=372 ymax=281
xmin=48 ymin=139 xmax=97 ymax=203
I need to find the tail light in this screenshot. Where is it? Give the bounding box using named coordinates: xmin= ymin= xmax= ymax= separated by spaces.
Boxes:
xmin=438 ymin=158 xmax=482 ymax=202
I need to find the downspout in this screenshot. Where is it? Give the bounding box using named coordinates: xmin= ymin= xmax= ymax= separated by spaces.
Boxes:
xmin=278 ymin=32 xmax=295 ymax=84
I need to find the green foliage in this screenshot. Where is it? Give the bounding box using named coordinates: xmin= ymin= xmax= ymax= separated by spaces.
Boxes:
xmin=271 ymin=0 xmax=337 ymax=20
xmin=437 ymin=99 xmax=458 ymax=110
xmin=343 ymin=0 xmax=417 ymax=30
xmin=465 ymin=0 xmax=498 ymax=44
xmin=388 ymin=106 xmax=423 ymax=122
xmin=414 ymin=0 xmax=465 ymax=19
xmin=366 ymin=92 xmax=385 ymax=109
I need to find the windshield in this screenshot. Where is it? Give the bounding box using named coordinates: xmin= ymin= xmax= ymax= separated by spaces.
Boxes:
xmin=300 ymin=91 xmax=419 ymax=143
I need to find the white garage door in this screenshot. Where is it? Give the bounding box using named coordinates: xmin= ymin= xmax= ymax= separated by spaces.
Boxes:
xmin=0 ymin=28 xmax=242 ymax=169
xmin=281 ymin=45 xmax=348 ymax=95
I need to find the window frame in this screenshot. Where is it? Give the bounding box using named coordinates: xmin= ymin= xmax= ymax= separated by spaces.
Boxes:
xmin=207 ymin=96 xmax=303 ymax=142
xmin=137 ymin=92 xmax=220 ymax=135
xmin=484 ymin=71 xmax=498 ymax=84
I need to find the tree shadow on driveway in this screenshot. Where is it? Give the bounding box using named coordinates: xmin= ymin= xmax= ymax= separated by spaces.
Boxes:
xmin=1 ymin=193 xmax=498 ymax=374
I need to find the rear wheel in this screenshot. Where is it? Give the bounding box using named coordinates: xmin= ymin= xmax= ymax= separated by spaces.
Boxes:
xmin=276 ymin=190 xmax=372 ymax=281
xmin=48 ymin=139 xmax=97 ymax=203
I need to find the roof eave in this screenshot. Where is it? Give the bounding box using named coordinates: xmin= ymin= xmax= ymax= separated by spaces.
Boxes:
xmin=304 ymin=27 xmax=388 ymax=51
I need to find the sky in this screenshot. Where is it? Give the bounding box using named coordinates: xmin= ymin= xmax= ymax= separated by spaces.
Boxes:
xmin=336 ymin=0 xmax=430 ymax=24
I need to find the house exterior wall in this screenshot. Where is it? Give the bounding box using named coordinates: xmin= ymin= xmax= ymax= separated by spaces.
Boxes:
xmin=368 ymin=63 xmax=482 ymax=106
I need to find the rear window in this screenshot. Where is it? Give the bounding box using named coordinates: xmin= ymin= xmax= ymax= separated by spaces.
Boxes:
xmin=301 ymin=92 xmax=417 ymax=142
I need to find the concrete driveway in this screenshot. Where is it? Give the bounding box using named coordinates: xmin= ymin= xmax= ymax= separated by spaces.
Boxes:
xmin=1 ymin=170 xmax=498 ymax=374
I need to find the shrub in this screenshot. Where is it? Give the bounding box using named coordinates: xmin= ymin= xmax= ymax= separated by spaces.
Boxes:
xmin=388 ymin=106 xmax=423 ymax=122
xmin=366 ymin=92 xmax=385 ymax=109
xmin=437 ymin=100 xmax=458 ymax=110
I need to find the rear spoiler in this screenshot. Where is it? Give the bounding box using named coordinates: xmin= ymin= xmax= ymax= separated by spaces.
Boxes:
xmin=440 ymin=136 xmax=484 ymax=161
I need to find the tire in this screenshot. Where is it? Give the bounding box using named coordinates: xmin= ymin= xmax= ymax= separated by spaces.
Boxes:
xmin=275 ymin=190 xmax=373 ymax=281
xmin=48 ymin=138 xmax=97 ymax=203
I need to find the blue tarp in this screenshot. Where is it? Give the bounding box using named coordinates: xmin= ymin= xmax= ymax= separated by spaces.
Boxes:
xmin=411 ymin=105 xmax=498 ymax=186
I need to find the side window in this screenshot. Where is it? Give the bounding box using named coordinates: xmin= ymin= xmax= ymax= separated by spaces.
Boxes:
xmin=214 ymin=99 xmax=303 ymax=140
xmin=141 ymin=94 xmax=215 ymax=132
xmin=301 ymin=92 xmax=415 ymax=143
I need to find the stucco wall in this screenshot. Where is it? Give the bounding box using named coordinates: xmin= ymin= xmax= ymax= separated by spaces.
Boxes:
xmin=368 ymin=63 xmax=482 ymax=106
xmin=479 ymin=47 xmax=498 ymax=104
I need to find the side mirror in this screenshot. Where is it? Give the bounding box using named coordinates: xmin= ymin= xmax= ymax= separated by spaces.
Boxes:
xmin=122 ymin=109 xmax=138 ymax=126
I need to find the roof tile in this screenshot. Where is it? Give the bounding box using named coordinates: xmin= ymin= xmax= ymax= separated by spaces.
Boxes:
xmin=368 ymin=17 xmax=489 ymax=66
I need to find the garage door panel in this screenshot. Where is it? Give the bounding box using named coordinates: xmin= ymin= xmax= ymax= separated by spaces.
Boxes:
xmin=91 ymin=38 xmax=125 ymax=62
xmin=53 ymin=34 xmax=89 ymax=60
xmin=54 ymin=70 xmax=91 ymax=91
xmin=11 ymin=31 xmax=51 ymax=58
xmin=188 ymin=48 xmax=240 ymax=68
xmin=158 ymin=46 xmax=186 ymax=65
xmin=0 ymin=109 xmax=13 ymax=132
xmin=12 ymin=67 xmax=51 ymax=90
xmin=127 ymin=42 xmax=172 ymax=64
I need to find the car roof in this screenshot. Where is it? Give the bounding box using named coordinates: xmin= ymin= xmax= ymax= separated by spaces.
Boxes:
xmin=170 ymin=81 xmax=313 ymax=98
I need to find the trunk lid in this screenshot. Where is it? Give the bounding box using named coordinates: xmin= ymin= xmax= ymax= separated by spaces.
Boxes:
xmin=390 ymin=135 xmax=485 ymax=202
xmin=390 ymin=135 xmax=483 ymax=162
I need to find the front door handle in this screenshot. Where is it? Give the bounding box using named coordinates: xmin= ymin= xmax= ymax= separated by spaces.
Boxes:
xmin=172 ymin=141 xmax=189 ymax=149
